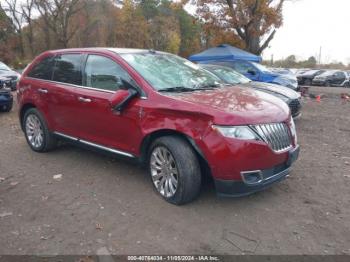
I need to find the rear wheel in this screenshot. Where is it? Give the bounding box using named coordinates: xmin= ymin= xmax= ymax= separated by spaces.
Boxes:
xmin=23 ymin=108 xmax=57 ymax=152
xmin=148 ymin=136 xmax=201 ymax=205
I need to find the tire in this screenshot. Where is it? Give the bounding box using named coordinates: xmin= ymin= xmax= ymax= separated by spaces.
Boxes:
xmin=148 ymin=136 xmax=201 ymax=205
xmin=23 ymin=108 xmax=57 ymax=152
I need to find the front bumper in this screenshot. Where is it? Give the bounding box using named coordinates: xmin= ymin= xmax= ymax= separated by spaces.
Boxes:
xmin=214 ymin=145 xmax=300 ymax=197
xmin=0 ymin=92 xmax=13 ymax=106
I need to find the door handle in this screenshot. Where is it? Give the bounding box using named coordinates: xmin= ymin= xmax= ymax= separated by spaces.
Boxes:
xmin=38 ymin=88 xmax=48 ymax=94
xmin=78 ymin=97 xmax=92 ymax=103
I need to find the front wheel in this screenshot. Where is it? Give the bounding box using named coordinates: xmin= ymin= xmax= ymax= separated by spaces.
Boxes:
xmin=148 ymin=136 xmax=201 ymax=205
xmin=23 ymin=108 xmax=57 ymax=152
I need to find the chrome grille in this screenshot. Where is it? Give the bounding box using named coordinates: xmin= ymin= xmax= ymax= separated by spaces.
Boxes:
xmin=251 ymin=123 xmax=292 ymax=152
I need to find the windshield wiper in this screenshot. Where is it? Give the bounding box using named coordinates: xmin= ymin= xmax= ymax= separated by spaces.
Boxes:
xmin=158 ymin=86 xmax=196 ymax=93
xmin=193 ymin=83 xmax=222 ymax=89
xmin=158 ymin=83 xmax=222 ymax=93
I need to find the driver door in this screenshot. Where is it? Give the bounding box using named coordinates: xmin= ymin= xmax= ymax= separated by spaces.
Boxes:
xmin=73 ymin=54 xmax=143 ymax=155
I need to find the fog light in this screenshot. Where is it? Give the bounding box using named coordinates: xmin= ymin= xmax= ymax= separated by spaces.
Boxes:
xmin=241 ymin=170 xmax=263 ymax=185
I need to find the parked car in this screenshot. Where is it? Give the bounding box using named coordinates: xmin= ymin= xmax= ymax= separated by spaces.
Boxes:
xmin=270 ymin=68 xmax=295 ymax=77
xmin=18 ymin=48 xmax=299 ymax=205
xmin=208 ymin=60 xmax=299 ymax=91
xmin=0 ymin=61 xmax=21 ymax=91
xmin=297 ymin=69 xmax=325 ymax=86
xmin=200 ymin=64 xmax=302 ymax=118
xmin=312 ymin=70 xmax=349 ymax=87
xmin=0 ymin=76 xmax=13 ymax=112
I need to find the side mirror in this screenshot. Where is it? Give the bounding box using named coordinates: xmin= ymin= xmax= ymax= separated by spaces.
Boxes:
xmin=247 ymin=70 xmax=256 ymax=76
xmin=109 ymin=83 xmax=139 ymax=113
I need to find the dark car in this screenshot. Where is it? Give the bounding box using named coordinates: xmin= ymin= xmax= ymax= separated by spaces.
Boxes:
xmin=0 ymin=76 xmax=13 ymax=112
xmin=0 ymin=62 xmax=21 ymax=91
xmin=312 ymin=70 xmax=349 ymax=87
xmin=17 ymin=48 xmax=299 ymax=205
xmin=201 ymin=64 xmax=302 ymax=118
xmin=297 ymin=69 xmax=325 ymax=86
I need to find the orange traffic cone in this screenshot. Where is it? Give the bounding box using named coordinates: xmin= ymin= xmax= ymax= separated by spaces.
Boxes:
xmin=316 ymin=95 xmax=321 ymax=102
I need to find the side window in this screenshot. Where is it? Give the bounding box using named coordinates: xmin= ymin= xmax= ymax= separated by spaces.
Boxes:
xmin=232 ymin=61 xmax=254 ymax=74
xmin=84 ymin=55 xmax=132 ymax=91
xmin=27 ymin=56 xmax=55 ymax=80
xmin=52 ymin=54 xmax=82 ymax=85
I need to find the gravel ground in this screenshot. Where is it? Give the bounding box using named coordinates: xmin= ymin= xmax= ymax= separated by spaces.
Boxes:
xmin=0 ymin=88 xmax=349 ymax=255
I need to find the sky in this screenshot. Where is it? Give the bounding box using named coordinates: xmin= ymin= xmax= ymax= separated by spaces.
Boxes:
xmin=262 ymin=0 xmax=350 ymax=64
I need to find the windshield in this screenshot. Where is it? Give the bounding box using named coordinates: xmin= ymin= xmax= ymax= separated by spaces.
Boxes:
xmin=209 ymin=67 xmax=251 ymax=85
xmin=251 ymin=62 xmax=272 ymax=73
xmin=0 ymin=62 xmax=11 ymax=71
xmin=302 ymin=70 xmax=319 ymax=76
xmin=120 ymin=53 xmax=222 ymax=91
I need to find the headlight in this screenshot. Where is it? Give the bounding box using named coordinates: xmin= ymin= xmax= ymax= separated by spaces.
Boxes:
xmin=213 ymin=125 xmax=261 ymax=140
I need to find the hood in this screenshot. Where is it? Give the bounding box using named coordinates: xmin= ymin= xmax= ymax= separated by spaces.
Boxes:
xmin=246 ymin=81 xmax=300 ymax=99
xmin=161 ymin=86 xmax=290 ymax=125
xmin=0 ymin=70 xmax=20 ymax=80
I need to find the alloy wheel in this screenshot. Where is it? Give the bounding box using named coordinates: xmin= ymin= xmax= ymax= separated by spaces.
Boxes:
xmin=25 ymin=114 xmax=44 ymax=148
xmin=150 ymin=146 xmax=179 ymax=198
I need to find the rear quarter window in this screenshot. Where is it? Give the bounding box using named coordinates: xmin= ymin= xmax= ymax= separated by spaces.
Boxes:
xmin=27 ymin=56 xmax=55 ymax=80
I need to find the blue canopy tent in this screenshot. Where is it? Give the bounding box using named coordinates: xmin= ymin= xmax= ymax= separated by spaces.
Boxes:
xmin=188 ymin=44 xmax=262 ymax=63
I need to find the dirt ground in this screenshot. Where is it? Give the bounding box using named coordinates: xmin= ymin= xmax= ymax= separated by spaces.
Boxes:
xmin=0 ymin=86 xmax=349 ymax=256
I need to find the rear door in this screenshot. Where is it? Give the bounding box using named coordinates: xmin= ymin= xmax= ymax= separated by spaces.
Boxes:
xmin=72 ymin=54 xmax=143 ymax=155
xmin=332 ymin=71 xmax=346 ymax=86
xmin=49 ymin=53 xmax=84 ymax=137
xmin=25 ymin=55 xmax=56 ymax=127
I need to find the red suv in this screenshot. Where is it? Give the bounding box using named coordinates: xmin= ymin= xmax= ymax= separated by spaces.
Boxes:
xmin=17 ymin=48 xmax=300 ymax=205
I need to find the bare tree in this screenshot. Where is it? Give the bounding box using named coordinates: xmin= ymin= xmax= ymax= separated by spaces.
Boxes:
xmin=21 ymin=0 xmax=35 ymax=56
xmin=1 ymin=0 xmax=25 ymax=57
xmin=34 ymin=0 xmax=82 ymax=48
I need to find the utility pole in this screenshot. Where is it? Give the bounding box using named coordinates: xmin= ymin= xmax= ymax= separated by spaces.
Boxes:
xmin=271 ymin=54 xmax=274 ymax=66
xmin=318 ymin=46 xmax=322 ymax=66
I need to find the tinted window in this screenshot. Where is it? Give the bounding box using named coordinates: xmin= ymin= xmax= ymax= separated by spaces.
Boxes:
xmin=84 ymin=55 xmax=132 ymax=91
xmin=52 ymin=54 xmax=82 ymax=85
xmin=27 ymin=56 xmax=55 ymax=80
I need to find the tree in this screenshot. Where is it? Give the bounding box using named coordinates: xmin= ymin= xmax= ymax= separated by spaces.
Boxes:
xmin=115 ymin=0 xmax=150 ymax=48
xmin=21 ymin=0 xmax=35 ymax=56
xmin=171 ymin=2 xmax=201 ymax=57
xmin=1 ymin=0 xmax=25 ymax=57
xmin=34 ymin=0 xmax=82 ymax=48
xmin=0 ymin=6 xmax=17 ymax=63
xmin=190 ymin=0 xmax=286 ymax=55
